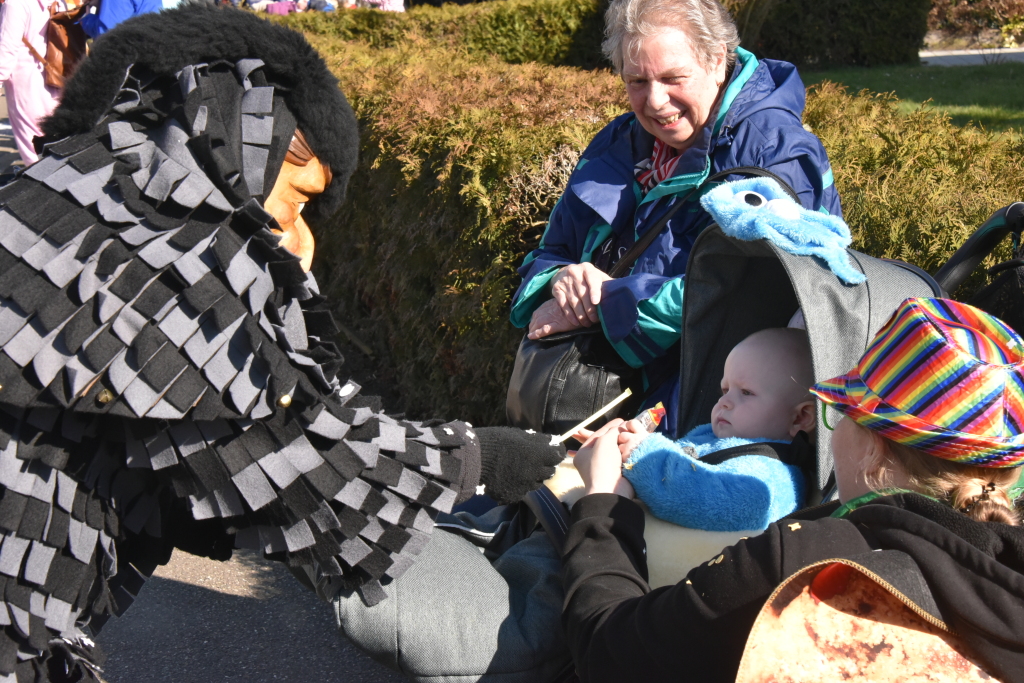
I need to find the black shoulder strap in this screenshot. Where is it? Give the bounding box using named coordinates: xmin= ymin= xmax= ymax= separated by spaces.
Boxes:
xmin=698 ymin=441 xmax=793 ymax=466
xmin=608 ymin=166 xmax=800 ymax=278
xmin=699 ymin=430 xmax=815 ymax=471
xmin=712 ymin=166 xmax=801 ymax=202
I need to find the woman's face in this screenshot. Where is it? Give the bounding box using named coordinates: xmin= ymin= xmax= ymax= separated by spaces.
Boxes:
xmin=832 ymin=417 xmax=873 ymax=503
xmin=621 ymin=28 xmax=728 ymax=152
xmin=832 ymin=416 xmax=917 ymax=503
xmin=264 ymin=155 xmax=328 ymax=273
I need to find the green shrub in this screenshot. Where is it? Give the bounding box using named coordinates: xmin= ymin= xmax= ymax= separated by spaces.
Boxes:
xmin=278 ymin=0 xmax=608 ymax=68
xmin=304 ymin=39 xmax=1024 ymax=424
xmin=805 ymin=81 xmax=1024 ymax=287
xmin=929 ymin=0 xmax=1024 ymax=37
xmin=754 ymin=0 xmax=932 ymax=67
xmin=283 ymin=0 xmax=930 ymax=71
xmin=723 ymin=0 xmax=783 ymax=48
xmin=309 ymin=37 xmax=626 ymax=422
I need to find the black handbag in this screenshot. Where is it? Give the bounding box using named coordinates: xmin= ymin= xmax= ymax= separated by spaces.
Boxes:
xmin=505 ymin=326 xmax=639 ymax=436
xmin=505 ymin=167 xmax=800 ymax=435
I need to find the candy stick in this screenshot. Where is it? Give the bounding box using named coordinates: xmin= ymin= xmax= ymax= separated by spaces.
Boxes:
xmin=551 ymin=388 xmax=633 ymax=444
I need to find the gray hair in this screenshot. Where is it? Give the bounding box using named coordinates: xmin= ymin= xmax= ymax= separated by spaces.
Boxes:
xmin=602 ymin=0 xmax=741 ymax=73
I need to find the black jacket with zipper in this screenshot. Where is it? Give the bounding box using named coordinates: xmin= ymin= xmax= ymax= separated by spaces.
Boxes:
xmin=561 ymin=491 xmax=1024 ymax=683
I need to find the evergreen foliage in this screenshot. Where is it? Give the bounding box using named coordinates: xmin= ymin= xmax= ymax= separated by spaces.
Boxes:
xmin=305 ymin=33 xmax=1024 ymax=423
xmin=283 ymin=0 xmax=931 ymax=70
xmin=754 ymin=0 xmax=932 ymax=67
xmin=278 ymin=0 xmax=608 ymax=68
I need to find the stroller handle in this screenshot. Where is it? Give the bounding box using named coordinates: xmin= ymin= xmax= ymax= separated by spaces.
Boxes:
xmin=932 ymin=203 xmax=1024 ymax=294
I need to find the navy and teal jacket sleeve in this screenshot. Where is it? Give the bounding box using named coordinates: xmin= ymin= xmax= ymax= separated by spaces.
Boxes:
xmin=622 ymin=431 xmax=805 ymax=531
xmin=509 ymin=119 xmax=637 ymax=329
xmin=509 ymin=189 xmax=607 ymax=328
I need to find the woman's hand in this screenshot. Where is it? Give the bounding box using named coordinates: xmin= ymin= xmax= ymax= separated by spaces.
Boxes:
xmin=528 ymin=299 xmax=583 ymax=339
xmin=527 ymin=263 xmax=612 ymax=340
xmin=574 ymin=419 xmax=649 ymax=462
xmin=551 ymin=263 xmax=611 ymax=327
xmin=574 ymin=419 xmax=635 ymax=499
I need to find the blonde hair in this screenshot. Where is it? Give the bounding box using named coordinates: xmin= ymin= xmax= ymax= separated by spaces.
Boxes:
xmin=602 ymin=0 xmax=741 ymax=73
xmin=858 ymin=423 xmax=1021 ymax=526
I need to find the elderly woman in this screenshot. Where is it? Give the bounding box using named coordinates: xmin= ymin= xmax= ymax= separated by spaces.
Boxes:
xmin=511 ymin=0 xmax=840 ymax=433
xmin=568 ymin=298 xmax=1024 ymax=682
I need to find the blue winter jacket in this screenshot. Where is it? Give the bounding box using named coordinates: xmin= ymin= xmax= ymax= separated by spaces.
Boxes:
xmin=510 ymin=49 xmax=841 ymax=435
xmin=80 ymin=0 xmax=162 ymax=38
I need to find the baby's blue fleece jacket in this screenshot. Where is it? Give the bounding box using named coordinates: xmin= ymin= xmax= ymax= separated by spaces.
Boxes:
xmin=623 ymin=424 xmax=805 ymax=531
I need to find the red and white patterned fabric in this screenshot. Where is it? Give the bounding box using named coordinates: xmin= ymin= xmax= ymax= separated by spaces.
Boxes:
xmin=634 ymin=138 xmax=681 ymax=194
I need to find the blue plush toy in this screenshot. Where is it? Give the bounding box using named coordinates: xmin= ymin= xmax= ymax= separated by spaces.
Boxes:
xmin=700 ymin=177 xmax=865 ymax=285
xmin=624 ymin=426 xmax=805 ymax=532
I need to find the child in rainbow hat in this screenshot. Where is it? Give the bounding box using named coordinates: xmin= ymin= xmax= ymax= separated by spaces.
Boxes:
xmin=812 ymin=297 xmax=1024 ymax=520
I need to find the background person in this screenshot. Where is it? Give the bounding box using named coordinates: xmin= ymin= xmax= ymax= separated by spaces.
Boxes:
xmin=567 ymin=298 xmax=1024 ymax=683
xmin=0 ymin=0 xmax=60 ymax=164
xmin=79 ymin=0 xmax=160 ymax=38
xmin=510 ymin=0 xmax=841 ymax=434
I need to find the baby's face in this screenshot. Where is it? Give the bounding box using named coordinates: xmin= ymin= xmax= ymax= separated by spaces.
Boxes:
xmin=711 ymin=342 xmax=807 ymax=441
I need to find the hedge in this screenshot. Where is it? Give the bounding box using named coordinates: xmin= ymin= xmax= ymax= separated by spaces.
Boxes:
xmin=805 ymin=82 xmax=1024 ymax=279
xmin=753 ymin=0 xmax=932 ymax=67
xmin=304 ymin=33 xmax=1024 ymax=424
xmin=281 ymin=0 xmax=930 ymax=71
xmin=277 ymin=0 xmax=607 ymax=68
xmin=929 ymin=0 xmax=1024 ymax=37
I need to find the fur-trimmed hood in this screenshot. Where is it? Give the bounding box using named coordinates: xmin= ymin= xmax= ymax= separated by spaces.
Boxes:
xmin=42 ymin=4 xmax=357 ymax=224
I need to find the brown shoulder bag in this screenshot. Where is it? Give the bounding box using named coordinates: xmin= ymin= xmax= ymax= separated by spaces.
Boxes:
xmin=21 ymin=1 xmax=89 ymax=90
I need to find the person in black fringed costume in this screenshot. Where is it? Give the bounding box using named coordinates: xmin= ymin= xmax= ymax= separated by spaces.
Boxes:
xmin=0 ymin=7 xmax=565 ymax=681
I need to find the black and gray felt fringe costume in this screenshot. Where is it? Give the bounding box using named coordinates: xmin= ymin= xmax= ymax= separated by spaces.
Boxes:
xmin=0 ymin=7 xmax=564 ymax=681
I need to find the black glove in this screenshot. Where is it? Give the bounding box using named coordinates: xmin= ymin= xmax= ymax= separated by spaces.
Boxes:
xmin=476 ymin=427 xmax=567 ymax=504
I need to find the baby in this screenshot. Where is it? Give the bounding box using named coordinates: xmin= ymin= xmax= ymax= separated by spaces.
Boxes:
xmin=617 ymin=328 xmax=816 ymax=531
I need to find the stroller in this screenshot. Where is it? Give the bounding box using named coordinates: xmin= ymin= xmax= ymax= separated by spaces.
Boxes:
xmin=541 ymin=201 xmax=1024 ymax=589
xmin=676 ymin=221 xmax=941 ymax=506
xmin=674 ymin=201 xmax=1024 ymax=508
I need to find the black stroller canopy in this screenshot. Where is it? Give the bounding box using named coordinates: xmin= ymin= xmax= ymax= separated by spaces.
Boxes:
xmin=676 ymin=226 xmax=941 ymax=501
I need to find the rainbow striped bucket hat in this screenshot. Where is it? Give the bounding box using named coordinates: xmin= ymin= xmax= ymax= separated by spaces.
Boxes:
xmin=811 ymin=298 xmax=1024 ymax=468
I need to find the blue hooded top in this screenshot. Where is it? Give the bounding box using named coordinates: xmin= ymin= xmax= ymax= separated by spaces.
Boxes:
xmin=623 ymin=425 xmax=805 ymax=532
xmin=510 ymin=50 xmax=841 ymax=434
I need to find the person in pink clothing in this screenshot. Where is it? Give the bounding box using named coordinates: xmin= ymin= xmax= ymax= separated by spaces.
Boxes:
xmin=0 ymin=0 xmax=61 ymax=165
xmin=371 ymin=0 xmax=404 ymax=11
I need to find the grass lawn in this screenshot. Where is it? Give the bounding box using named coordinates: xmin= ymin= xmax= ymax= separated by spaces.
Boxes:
xmin=802 ymin=61 xmax=1024 ymax=132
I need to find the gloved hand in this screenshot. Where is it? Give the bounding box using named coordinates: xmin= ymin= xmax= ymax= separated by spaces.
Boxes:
xmin=476 ymin=427 xmax=567 ymax=504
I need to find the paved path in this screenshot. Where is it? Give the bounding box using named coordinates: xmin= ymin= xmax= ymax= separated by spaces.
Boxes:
xmin=96 ymin=549 xmax=407 ymax=683
xmin=920 ymin=46 xmax=1024 ymax=66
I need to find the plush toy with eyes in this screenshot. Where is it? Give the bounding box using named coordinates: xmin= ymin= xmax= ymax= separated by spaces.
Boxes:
xmin=0 ymin=7 xmax=563 ymax=681
xmin=700 ymin=176 xmax=866 ymax=285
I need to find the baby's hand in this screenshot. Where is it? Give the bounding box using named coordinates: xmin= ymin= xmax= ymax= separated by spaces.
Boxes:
xmin=617 ymin=419 xmax=649 ymax=462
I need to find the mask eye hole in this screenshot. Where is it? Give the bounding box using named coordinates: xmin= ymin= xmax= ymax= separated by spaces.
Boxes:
xmin=740 ymin=191 xmax=766 ymax=207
